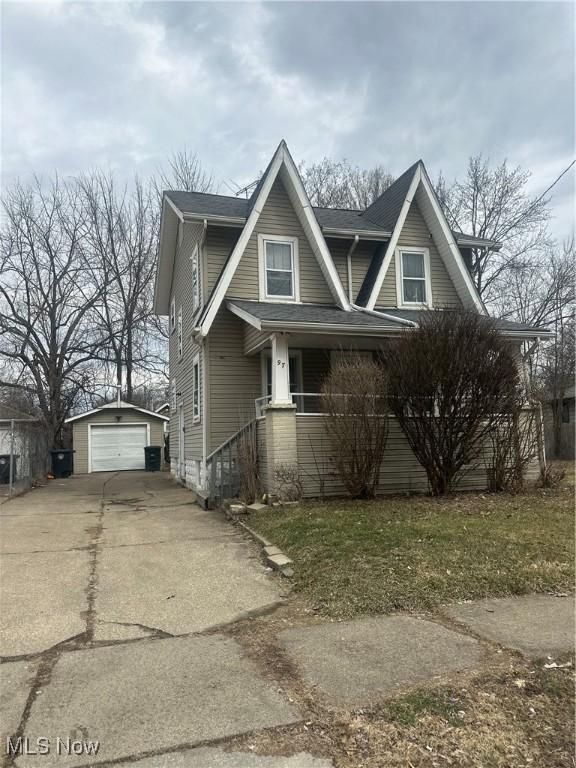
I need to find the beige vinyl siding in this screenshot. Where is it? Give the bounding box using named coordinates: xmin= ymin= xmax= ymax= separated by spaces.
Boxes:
xmin=207 ymin=308 xmax=261 ymax=452
xmin=376 ymin=200 xmax=462 ymax=308
xmin=72 ymin=410 xmax=165 ymax=474
xmin=244 ymin=324 xmax=269 ymax=355
xmin=295 ymin=416 xmax=493 ymax=497
xmin=205 ymin=226 xmax=241 ymax=300
xmin=327 ymin=239 xmax=377 ymax=303
xmin=227 ymin=177 xmax=334 ymax=304
xmin=169 ymin=221 xmax=205 ymax=464
xmin=329 ymin=241 xmax=349 ymax=299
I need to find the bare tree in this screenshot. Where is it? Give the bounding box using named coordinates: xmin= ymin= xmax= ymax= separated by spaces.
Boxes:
xmin=153 ymin=147 xmax=214 ymax=196
xmin=300 ymin=158 xmax=394 ymax=209
xmin=490 ymin=238 xmax=575 ymax=330
xmin=0 ymin=176 xmax=108 ymax=446
xmin=321 ymin=356 xmax=389 ymax=499
xmin=384 ymin=310 xmax=521 ymax=496
xmin=437 ymin=156 xmax=552 ymax=300
xmin=79 ymin=172 xmax=163 ymax=401
xmin=486 ymin=402 xmax=538 ymax=493
xmin=538 ymin=307 xmax=575 ymax=458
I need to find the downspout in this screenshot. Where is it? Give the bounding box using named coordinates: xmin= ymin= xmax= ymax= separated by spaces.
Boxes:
xmin=346 ymin=235 xmax=359 ymax=303
xmin=350 ymin=303 xmax=418 ymax=328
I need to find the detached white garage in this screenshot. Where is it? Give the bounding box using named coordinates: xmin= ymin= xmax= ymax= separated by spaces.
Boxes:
xmin=66 ymin=401 xmax=169 ymax=474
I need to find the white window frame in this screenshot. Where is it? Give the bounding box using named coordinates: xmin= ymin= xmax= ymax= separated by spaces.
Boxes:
xmin=170 ymin=379 xmax=177 ymax=413
xmin=258 ymin=234 xmax=300 ymax=303
xmin=191 ymin=244 xmax=200 ymax=313
xmin=395 ymin=247 xmax=432 ymax=308
xmin=192 ymin=353 xmax=201 ymax=424
xmin=170 ymin=296 xmax=176 ymax=334
xmin=177 ymin=306 xmax=183 ymax=359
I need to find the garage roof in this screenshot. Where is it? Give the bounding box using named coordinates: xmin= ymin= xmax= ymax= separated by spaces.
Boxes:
xmin=65 ymin=401 xmax=169 ymax=424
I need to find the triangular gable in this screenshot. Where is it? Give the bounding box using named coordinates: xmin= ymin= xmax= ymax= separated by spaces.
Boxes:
xmin=364 ymin=162 xmax=485 ymax=313
xmin=198 ymin=141 xmax=349 ymax=336
xmin=65 ymin=401 xmax=169 ymax=423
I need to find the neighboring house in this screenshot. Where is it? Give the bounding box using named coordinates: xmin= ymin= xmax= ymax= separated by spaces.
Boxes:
xmin=0 ymin=407 xmax=33 ymax=456
xmin=543 ymin=384 xmax=575 ymax=460
xmin=65 ymin=401 xmax=169 ymax=473
xmin=0 ymin=407 xmax=44 ymax=485
xmin=154 ymin=140 xmax=551 ymax=503
xmin=156 ymin=403 xmax=171 ymax=435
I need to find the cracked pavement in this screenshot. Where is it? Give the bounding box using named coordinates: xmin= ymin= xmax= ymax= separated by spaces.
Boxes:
xmin=0 ymin=473 xmax=308 ymax=767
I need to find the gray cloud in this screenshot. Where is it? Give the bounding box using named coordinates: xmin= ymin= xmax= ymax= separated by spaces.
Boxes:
xmin=1 ymin=1 xmax=574 ymax=236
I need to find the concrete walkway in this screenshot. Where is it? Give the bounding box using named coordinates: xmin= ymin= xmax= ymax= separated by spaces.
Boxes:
xmin=0 ymin=473 xmax=573 ymax=767
xmin=0 ymin=473 xmax=315 ymax=767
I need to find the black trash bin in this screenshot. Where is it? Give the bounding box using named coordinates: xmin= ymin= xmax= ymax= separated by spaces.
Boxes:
xmin=144 ymin=446 xmax=162 ymax=472
xmin=50 ymin=449 xmax=74 ymax=478
xmin=0 ymin=454 xmax=17 ymax=484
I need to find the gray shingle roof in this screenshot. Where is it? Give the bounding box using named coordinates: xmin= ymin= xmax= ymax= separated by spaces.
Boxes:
xmin=165 ymin=191 xmax=390 ymax=234
xmin=227 ymin=300 xmax=550 ymax=337
xmin=362 ymin=161 xmax=421 ymax=231
xmin=165 ymin=191 xmax=248 ymax=220
xmin=165 ymin=178 xmax=497 ymax=246
xmin=377 ymin=308 xmax=552 ymax=335
xmin=227 ymin=300 xmax=407 ymax=329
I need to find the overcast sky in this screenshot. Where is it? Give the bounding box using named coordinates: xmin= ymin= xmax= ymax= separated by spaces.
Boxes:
xmin=2 ymin=1 xmax=574 ymax=239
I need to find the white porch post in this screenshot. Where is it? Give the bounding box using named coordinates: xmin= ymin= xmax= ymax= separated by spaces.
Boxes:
xmin=270 ymin=333 xmax=292 ymax=405
xmin=264 ymin=332 xmax=298 ymax=499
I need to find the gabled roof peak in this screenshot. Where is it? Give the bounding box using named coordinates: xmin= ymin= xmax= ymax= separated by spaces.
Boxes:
xmin=362 ymin=160 xmax=422 ymax=230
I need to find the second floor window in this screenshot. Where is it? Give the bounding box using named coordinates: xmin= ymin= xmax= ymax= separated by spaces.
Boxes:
xmin=191 ymin=244 xmax=200 ymax=312
xmin=396 ymin=248 xmax=431 ymax=306
xmin=170 ymin=297 xmax=176 ymax=333
xmin=170 ymin=379 xmax=177 ymax=413
xmin=192 ymin=353 xmax=200 ymax=423
xmin=177 ymin=306 xmax=183 ymax=358
xmin=259 ymin=235 xmax=299 ymax=302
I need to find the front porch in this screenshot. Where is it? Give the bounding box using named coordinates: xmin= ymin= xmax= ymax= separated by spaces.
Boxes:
xmin=201 ymin=301 xmax=540 ymax=505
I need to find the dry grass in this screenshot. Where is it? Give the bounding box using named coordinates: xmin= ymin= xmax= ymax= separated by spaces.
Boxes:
xmin=248 ymin=475 xmax=574 ymax=618
xmin=230 ymin=655 xmax=575 ymax=768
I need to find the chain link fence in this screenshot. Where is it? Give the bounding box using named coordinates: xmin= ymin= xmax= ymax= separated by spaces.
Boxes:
xmin=0 ymin=419 xmax=50 ymax=499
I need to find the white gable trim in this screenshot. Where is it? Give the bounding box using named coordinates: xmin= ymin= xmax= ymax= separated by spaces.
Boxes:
xmin=65 ymin=403 xmax=169 ymax=424
xmin=366 ymin=164 xmax=485 ymax=313
xmin=226 ymin=301 xmax=262 ymax=329
xmin=416 ymin=167 xmax=485 ymax=313
xmin=278 ymin=146 xmax=349 ymax=310
xmin=197 ymin=142 xmax=348 ymax=336
xmin=366 ymin=167 xmax=421 ymax=310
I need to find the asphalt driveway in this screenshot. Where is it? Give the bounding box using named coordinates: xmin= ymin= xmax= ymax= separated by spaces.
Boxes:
xmin=0 ymin=473 xmax=310 ymax=766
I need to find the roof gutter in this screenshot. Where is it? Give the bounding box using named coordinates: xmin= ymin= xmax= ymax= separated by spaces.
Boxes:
xmin=350 ymin=303 xmax=418 ymax=328
xmin=182 ymin=213 xmax=246 ymax=227
xmin=260 ymin=320 xmax=404 ymax=336
xmin=456 ymin=237 xmax=502 ymax=251
xmin=322 ymin=227 xmax=391 ymax=240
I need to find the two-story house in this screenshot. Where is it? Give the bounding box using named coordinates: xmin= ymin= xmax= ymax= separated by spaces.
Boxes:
xmin=154 ymin=141 xmax=550 ymax=504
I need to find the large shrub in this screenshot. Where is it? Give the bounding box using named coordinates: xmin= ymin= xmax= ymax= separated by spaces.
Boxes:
xmin=384 ymin=310 xmax=522 ymax=496
xmin=321 ymin=355 xmax=389 ymax=499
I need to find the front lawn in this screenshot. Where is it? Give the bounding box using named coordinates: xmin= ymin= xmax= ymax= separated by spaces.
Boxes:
xmin=249 ymin=479 xmax=574 ymax=617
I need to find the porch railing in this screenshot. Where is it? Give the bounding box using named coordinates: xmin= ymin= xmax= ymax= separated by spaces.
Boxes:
xmin=205 ymin=419 xmax=258 ymax=505
xmin=255 ymin=393 xmax=325 ymax=417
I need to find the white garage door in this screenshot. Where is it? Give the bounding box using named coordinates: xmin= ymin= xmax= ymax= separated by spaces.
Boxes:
xmin=90 ymin=424 xmax=148 ymax=472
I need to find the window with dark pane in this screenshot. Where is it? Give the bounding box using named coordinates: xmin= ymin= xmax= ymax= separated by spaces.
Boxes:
xmin=402 ymin=251 xmax=426 ymax=304
xmin=265 ymin=241 xmax=293 ymax=297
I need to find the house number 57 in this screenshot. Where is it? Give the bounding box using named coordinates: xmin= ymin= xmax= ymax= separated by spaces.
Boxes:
xmin=277 ymin=359 xmax=286 ymax=368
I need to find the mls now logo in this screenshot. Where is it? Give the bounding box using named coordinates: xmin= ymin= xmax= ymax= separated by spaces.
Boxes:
xmin=6 ymin=736 xmax=100 ymax=757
